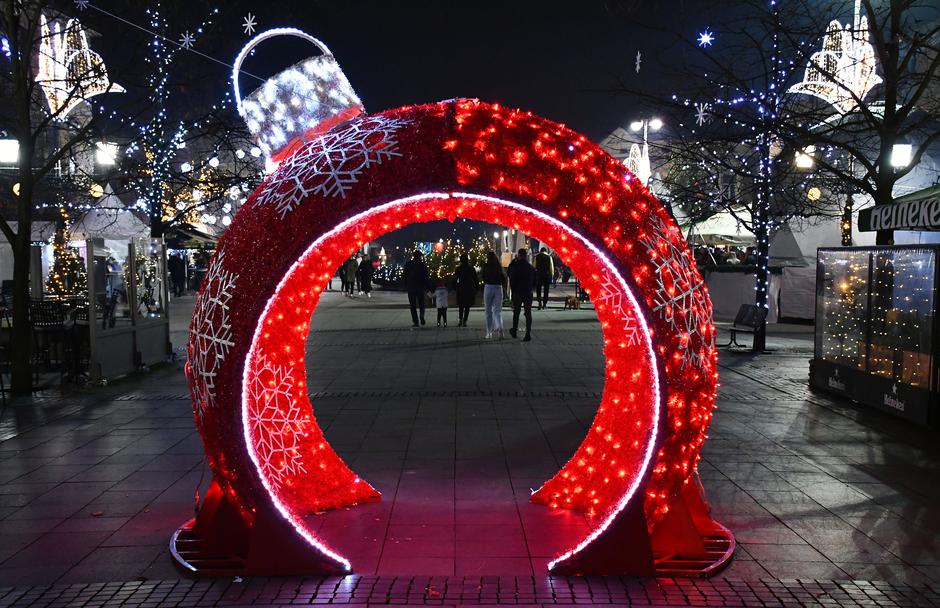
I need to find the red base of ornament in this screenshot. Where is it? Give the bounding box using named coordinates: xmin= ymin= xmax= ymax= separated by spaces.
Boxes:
xmin=171 ymin=480 xmax=348 ymax=576
xmin=546 ymin=472 xmax=734 ymax=577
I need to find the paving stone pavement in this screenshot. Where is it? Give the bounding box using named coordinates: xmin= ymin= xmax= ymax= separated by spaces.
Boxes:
xmin=0 ymin=290 xmax=937 ymax=606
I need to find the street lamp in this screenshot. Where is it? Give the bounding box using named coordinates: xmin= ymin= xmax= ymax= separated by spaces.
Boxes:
xmin=0 ymin=139 xmax=19 ymax=164
xmin=890 ymin=143 xmax=912 ymax=168
xmin=794 ymin=145 xmax=815 ymax=169
xmin=95 ymin=141 xmax=118 ymax=166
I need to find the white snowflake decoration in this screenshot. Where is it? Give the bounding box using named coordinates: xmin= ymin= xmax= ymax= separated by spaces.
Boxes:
xmin=179 ymin=31 xmax=195 ymax=50
xmin=246 ymin=352 xmax=307 ymax=485
xmin=242 ymin=13 xmax=257 ymax=35
xmin=74 ymin=0 xmax=89 ymax=10
xmin=190 ymin=251 xmax=238 ymax=419
xmin=255 ymin=115 xmax=410 ymax=218
xmin=594 ymin=271 xmax=640 ymax=347
xmin=638 ymin=213 xmax=714 ymax=371
xmin=694 ymin=102 xmax=711 ymax=127
xmin=635 ymin=50 xmax=642 ymax=74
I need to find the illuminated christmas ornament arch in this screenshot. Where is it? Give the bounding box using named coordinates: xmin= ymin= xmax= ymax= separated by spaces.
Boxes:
xmin=175 ymin=99 xmax=731 ymax=577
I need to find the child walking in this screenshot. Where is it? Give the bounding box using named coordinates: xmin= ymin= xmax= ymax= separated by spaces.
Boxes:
xmin=435 ymin=279 xmax=449 ymax=327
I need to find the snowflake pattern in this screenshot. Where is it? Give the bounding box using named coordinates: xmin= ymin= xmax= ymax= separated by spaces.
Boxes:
xmin=74 ymin=0 xmax=89 ymax=10
xmin=595 ymin=271 xmax=641 ymax=347
xmin=255 ymin=115 xmax=410 ymax=219
xmin=694 ymin=102 xmax=712 ymax=127
xmin=190 ymin=251 xmax=238 ymax=420
xmin=635 ymin=50 xmax=642 ymax=74
xmin=246 ymin=352 xmax=307 ymax=485
xmin=179 ymin=31 xmax=195 ymax=50
xmin=242 ymin=13 xmax=257 ymax=35
xmin=638 ymin=213 xmax=714 ymax=370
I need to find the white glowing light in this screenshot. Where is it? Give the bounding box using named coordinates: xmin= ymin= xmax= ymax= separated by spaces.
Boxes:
xmin=891 ymin=144 xmax=912 ymax=168
xmin=629 ymin=121 xmax=644 ymax=132
xmin=250 ymin=147 xmax=262 ymax=158
xmin=788 ymin=0 xmax=881 ymax=114
xmin=208 ymin=156 xmax=220 ymax=168
xmin=235 ymin=149 xmax=246 ymax=159
xmin=0 ymin=139 xmax=18 ymax=164
xmin=697 ymin=30 xmax=714 ymax=47
xmin=648 ymin=118 xmax=663 ymax=131
xmin=95 ymin=141 xmax=118 ymax=166
xmin=180 ymin=162 xmax=192 ymax=173
xmin=795 ymin=145 xmax=816 ymax=169
xmin=233 ymin=28 xmax=364 ymax=162
xmin=242 ymin=191 xmax=661 ymax=574
xmin=36 ymin=14 xmax=125 ymax=119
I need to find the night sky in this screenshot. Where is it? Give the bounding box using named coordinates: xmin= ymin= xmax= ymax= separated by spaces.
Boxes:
xmin=88 ymin=0 xmax=712 ymax=141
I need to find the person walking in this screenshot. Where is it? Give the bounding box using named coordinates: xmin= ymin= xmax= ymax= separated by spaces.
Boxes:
xmin=453 ymin=252 xmax=478 ymax=327
xmin=338 ymin=264 xmax=348 ymax=294
xmin=403 ymin=250 xmax=430 ymax=327
xmin=481 ymin=250 xmax=506 ymax=339
xmin=344 ymin=257 xmax=357 ymax=297
xmin=358 ymin=256 xmax=374 ymax=298
xmin=508 ymin=248 xmax=535 ymax=341
xmin=534 ymin=247 xmax=553 ymax=309
xmin=434 ymin=279 xmax=449 ymax=327
xmin=168 ymin=253 xmax=186 ymax=297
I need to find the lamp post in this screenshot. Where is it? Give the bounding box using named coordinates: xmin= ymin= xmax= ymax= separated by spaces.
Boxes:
xmin=626 ymin=118 xmax=663 ymax=187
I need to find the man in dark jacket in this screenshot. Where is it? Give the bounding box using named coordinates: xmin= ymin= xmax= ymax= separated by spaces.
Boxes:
xmin=453 ymin=252 xmax=479 ymax=327
xmin=507 ymin=248 xmax=535 ymax=341
xmin=358 ymin=257 xmax=374 ymax=298
xmin=403 ymin=250 xmax=430 ymax=327
xmin=534 ymin=247 xmax=553 ymax=309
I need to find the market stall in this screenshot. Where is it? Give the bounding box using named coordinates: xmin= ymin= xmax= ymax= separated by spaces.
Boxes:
xmin=811 ymin=245 xmax=938 ymax=427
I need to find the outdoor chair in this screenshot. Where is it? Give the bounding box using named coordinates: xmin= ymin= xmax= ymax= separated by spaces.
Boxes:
xmin=29 ymin=299 xmax=76 ymax=381
xmin=715 ymin=304 xmax=768 ymax=348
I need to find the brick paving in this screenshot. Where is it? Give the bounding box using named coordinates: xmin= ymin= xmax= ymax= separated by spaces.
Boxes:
xmin=0 ymin=289 xmax=938 ymax=606
xmin=1 ymin=576 xmax=938 ymax=607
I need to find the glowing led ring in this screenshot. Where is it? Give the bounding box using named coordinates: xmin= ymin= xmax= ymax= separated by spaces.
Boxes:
xmin=185 ymin=99 xmax=719 ymax=575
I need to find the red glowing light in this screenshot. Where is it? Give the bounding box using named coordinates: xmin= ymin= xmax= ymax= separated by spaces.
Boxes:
xmin=183 ymin=99 xmax=720 ymax=576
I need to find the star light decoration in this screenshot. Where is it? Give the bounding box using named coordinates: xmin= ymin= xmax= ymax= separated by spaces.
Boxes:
xmin=253 ymin=114 xmax=410 ymax=218
xmin=179 ymin=31 xmax=195 ymax=50
xmin=697 ymin=29 xmax=714 ymax=48
xmin=188 ymin=252 xmax=238 ymax=420
xmin=242 ymin=13 xmax=257 ymax=36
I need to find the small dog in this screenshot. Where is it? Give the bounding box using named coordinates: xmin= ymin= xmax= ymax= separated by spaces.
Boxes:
xmin=564 ymin=295 xmax=581 ymax=310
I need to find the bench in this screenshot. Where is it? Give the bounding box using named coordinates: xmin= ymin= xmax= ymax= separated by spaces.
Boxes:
xmin=715 ymin=304 xmax=767 ymax=348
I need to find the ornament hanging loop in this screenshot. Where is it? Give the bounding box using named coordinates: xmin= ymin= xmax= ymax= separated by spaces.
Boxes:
xmin=232 ymin=28 xmax=333 ymax=115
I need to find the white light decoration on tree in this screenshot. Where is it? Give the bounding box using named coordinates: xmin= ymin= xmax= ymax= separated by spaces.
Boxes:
xmin=788 ymin=0 xmax=881 ymax=114
xmin=233 ymin=28 xmax=365 ymax=166
xmin=624 ymin=143 xmax=651 ymax=186
xmin=36 ymin=14 xmax=125 ymax=119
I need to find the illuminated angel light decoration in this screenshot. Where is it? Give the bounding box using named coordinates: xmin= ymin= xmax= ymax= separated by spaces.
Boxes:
xmin=233 ymin=28 xmax=364 ymax=166
xmin=624 ymin=143 xmax=652 ymax=187
xmin=788 ymin=0 xmax=881 ymax=114
xmin=175 ymin=98 xmax=729 ymax=578
xmin=36 ymin=14 xmax=124 ymax=119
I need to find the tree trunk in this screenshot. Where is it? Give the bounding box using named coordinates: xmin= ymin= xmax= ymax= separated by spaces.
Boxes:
xmin=752 ymin=225 xmax=769 ymax=353
xmin=9 ymin=232 xmax=33 ymax=395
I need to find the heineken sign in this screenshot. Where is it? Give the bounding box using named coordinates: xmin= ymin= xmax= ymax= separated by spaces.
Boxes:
xmin=859 ymin=198 xmax=940 ymax=232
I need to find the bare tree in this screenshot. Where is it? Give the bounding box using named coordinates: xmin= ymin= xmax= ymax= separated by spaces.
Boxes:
xmin=0 ymin=0 xmax=120 ymax=394
xmin=610 ymin=0 xmax=940 ymax=349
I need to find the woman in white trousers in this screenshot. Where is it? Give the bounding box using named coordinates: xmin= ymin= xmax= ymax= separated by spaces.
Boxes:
xmin=481 ymin=251 xmax=506 ymax=339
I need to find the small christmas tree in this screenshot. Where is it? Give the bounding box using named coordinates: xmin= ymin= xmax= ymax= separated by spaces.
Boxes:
xmin=45 ymin=219 xmax=87 ymax=297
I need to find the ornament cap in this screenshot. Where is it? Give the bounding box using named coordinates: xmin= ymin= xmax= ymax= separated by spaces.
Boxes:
xmin=233 ymin=28 xmax=364 ymax=164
